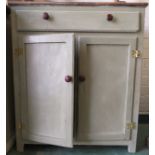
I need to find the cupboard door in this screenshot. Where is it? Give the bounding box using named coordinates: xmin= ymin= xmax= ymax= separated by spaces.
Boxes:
xmin=19 ymin=33 xmax=74 ymax=147
xmin=78 ymin=36 xmax=137 ymax=141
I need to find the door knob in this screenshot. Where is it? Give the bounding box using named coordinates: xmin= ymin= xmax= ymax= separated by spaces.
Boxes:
xmin=107 ymin=14 xmax=113 ymax=21
xmin=43 ymin=12 xmax=49 ymax=20
xmin=65 ymin=75 xmax=72 ymax=82
xmin=79 ymin=75 xmax=85 ymax=82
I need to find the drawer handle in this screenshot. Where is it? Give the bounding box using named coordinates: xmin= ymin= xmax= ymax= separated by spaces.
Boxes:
xmin=107 ymin=14 xmax=113 ymax=21
xmin=79 ymin=75 xmax=86 ymax=82
xmin=65 ymin=75 xmax=72 ymax=82
xmin=43 ymin=12 xmax=49 ymax=20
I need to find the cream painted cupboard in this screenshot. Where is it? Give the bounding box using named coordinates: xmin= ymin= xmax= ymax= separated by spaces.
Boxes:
xmin=10 ymin=3 xmax=147 ymax=153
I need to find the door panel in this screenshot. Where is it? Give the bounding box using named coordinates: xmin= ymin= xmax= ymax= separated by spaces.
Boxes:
xmin=77 ymin=36 xmax=137 ymax=141
xmin=19 ymin=33 xmax=74 ymax=147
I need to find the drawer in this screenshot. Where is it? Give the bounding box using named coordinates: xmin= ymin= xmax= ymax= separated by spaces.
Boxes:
xmin=16 ymin=10 xmax=140 ymax=32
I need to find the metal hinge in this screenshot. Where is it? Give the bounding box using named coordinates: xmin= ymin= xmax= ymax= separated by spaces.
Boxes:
xmin=18 ymin=123 xmax=22 ymax=129
xmin=132 ymin=50 xmax=141 ymax=58
xmin=14 ymin=48 xmax=23 ymax=56
xmin=127 ymin=122 xmax=136 ymax=129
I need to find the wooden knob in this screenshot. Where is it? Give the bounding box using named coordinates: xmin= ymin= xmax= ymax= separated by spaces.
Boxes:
xmin=43 ymin=12 xmax=49 ymax=20
xmin=107 ymin=14 xmax=113 ymax=21
xmin=79 ymin=75 xmax=85 ymax=82
xmin=65 ymin=75 xmax=72 ymax=82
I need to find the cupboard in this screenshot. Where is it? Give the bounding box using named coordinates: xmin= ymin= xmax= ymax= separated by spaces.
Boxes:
xmin=10 ymin=2 xmax=147 ymax=153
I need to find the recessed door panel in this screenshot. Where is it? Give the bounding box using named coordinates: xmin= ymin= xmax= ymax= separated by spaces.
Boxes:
xmin=77 ymin=36 xmax=137 ymax=141
xmin=19 ymin=33 xmax=74 ymax=147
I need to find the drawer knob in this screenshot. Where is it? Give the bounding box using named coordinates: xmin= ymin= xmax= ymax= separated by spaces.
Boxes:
xmin=43 ymin=12 xmax=49 ymax=20
xmin=79 ymin=75 xmax=85 ymax=82
xmin=65 ymin=75 xmax=72 ymax=82
xmin=107 ymin=14 xmax=113 ymax=21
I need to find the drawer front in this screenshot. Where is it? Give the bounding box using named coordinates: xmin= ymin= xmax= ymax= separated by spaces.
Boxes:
xmin=16 ymin=11 xmax=140 ymax=32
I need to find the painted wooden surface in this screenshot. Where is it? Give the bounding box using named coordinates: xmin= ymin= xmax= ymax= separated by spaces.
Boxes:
xmin=126 ymin=0 xmax=149 ymax=115
xmin=16 ymin=10 xmax=140 ymax=32
xmin=10 ymin=5 xmax=146 ymax=153
xmin=18 ymin=33 xmax=74 ymax=147
xmin=77 ymin=36 xmax=137 ymax=142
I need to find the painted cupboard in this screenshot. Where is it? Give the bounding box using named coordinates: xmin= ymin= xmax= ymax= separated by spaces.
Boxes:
xmin=10 ymin=3 xmax=147 ymax=153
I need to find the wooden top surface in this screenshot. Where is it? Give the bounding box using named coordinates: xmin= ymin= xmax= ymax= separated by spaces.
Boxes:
xmin=8 ymin=1 xmax=148 ymax=7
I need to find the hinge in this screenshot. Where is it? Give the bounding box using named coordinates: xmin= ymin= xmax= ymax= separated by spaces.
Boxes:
xmin=14 ymin=48 xmax=23 ymax=56
xmin=127 ymin=122 xmax=136 ymax=129
xmin=132 ymin=50 xmax=141 ymax=58
xmin=18 ymin=123 xmax=22 ymax=129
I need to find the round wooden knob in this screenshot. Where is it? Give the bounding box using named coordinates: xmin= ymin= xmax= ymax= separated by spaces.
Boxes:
xmin=65 ymin=75 xmax=72 ymax=82
xmin=79 ymin=75 xmax=85 ymax=82
xmin=43 ymin=12 xmax=49 ymax=20
xmin=107 ymin=14 xmax=113 ymax=21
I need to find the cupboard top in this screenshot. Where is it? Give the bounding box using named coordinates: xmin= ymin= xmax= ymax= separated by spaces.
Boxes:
xmin=8 ymin=1 xmax=148 ymax=7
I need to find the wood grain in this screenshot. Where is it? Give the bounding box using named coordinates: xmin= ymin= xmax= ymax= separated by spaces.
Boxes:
xmin=8 ymin=1 xmax=148 ymax=7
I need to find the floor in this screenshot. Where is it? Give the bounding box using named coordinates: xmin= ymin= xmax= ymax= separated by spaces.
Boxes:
xmin=7 ymin=124 xmax=149 ymax=155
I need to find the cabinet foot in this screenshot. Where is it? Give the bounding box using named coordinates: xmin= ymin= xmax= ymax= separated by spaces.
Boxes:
xmin=16 ymin=143 xmax=24 ymax=152
xmin=128 ymin=143 xmax=136 ymax=153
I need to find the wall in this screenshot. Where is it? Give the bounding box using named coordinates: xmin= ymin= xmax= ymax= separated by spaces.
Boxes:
xmin=6 ymin=8 xmax=15 ymax=152
xmin=140 ymin=2 xmax=149 ymax=114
